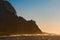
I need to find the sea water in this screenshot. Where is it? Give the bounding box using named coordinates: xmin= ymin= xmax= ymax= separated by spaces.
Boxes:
xmin=0 ymin=36 xmax=60 ymax=40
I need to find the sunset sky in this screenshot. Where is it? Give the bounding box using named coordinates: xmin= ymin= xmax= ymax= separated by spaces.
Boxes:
xmin=8 ymin=0 xmax=60 ymax=35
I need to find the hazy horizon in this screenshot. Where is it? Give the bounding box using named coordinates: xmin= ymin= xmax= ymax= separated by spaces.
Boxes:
xmin=8 ymin=0 xmax=60 ymax=35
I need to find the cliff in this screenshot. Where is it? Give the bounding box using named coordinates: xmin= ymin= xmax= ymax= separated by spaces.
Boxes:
xmin=0 ymin=0 xmax=42 ymax=35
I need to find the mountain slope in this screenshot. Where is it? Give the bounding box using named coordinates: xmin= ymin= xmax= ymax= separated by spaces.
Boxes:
xmin=0 ymin=0 xmax=42 ymax=35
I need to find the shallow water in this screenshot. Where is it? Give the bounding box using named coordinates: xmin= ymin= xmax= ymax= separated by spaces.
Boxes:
xmin=0 ymin=36 xmax=60 ymax=40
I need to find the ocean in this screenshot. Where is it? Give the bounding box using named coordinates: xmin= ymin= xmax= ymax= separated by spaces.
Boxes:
xmin=0 ymin=36 xmax=60 ymax=40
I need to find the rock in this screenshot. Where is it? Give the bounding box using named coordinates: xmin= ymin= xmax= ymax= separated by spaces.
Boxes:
xmin=0 ymin=0 xmax=18 ymax=35
xmin=17 ymin=17 xmax=42 ymax=34
xmin=0 ymin=0 xmax=42 ymax=35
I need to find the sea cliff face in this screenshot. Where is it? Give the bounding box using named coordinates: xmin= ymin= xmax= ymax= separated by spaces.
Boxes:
xmin=0 ymin=0 xmax=42 ymax=35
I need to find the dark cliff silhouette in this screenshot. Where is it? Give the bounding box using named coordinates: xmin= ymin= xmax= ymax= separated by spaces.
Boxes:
xmin=0 ymin=0 xmax=42 ymax=35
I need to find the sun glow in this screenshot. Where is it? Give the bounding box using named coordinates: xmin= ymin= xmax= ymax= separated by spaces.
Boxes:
xmin=0 ymin=34 xmax=55 ymax=37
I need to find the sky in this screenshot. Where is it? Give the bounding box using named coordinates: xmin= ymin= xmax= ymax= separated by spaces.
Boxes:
xmin=8 ymin=0 xmax=60 ymax=35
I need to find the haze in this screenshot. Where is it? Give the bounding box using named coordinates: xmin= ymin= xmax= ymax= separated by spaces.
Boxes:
xmin=8 ymin=0 xmax=60 ymax=35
